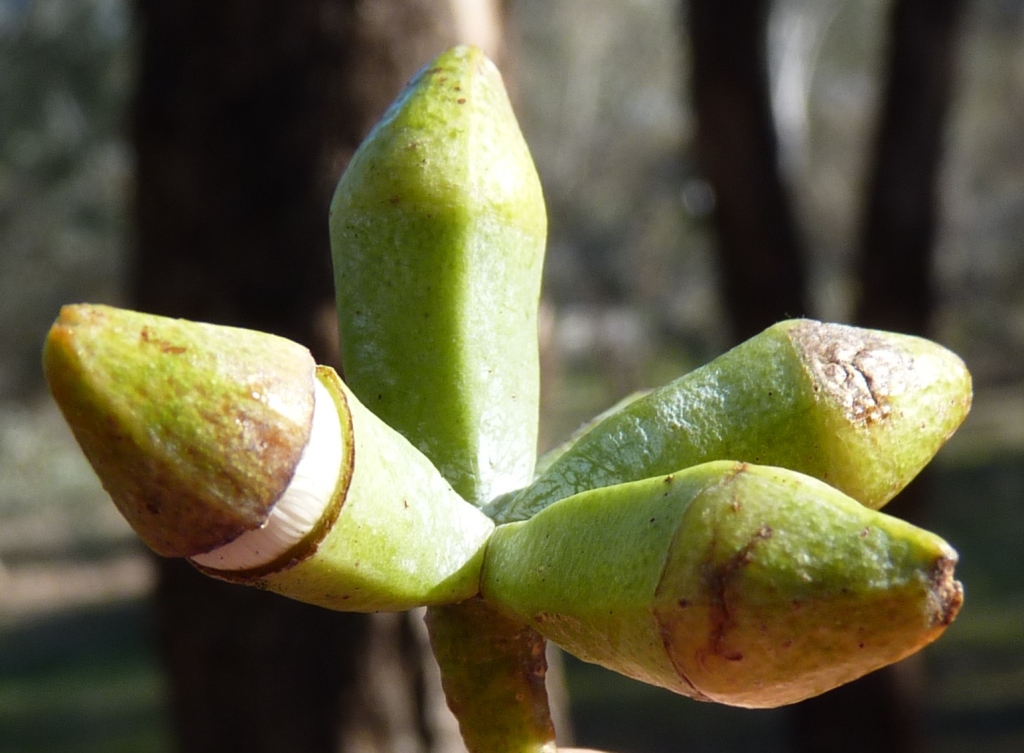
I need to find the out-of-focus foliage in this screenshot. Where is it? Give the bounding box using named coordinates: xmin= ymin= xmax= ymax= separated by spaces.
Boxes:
xmin=937 ymin=0 xmax=1024 ymax=386
xmin=0 ymin=0 xmax=137 ymax=630
xmin=511 ymin=0 xmax=1024 ymax=410
xmin=0 ymin=0 xmax=132 ymax=399
xmin=513 ymin=0 xmax=725 ymax=362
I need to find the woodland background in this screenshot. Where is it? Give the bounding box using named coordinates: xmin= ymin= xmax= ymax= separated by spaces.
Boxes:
xmin=1 ymin=1 xmax=1022 ymax=752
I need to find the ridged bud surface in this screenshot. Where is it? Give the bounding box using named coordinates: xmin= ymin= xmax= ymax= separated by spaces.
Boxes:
xmin=330 ymin=45 xmax=546 ymax=504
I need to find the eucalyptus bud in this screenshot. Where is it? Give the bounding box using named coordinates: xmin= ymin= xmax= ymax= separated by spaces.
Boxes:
xmin=44 ymin=304 xmax=315 ymax=557
xmin=330 ymin=44 xmax=546 ymax=505
xmin=328 ymin=45 xmax=552 ymax=753
xmin=44 ymin=304 xmax=493 ymax=612
xmin=483 ymin=460 xmax=962 ymax=708
xmin=495 ymin=320 xmax=972 ymax=522
xmin=198 ymin=367 xmax=494 ymax=612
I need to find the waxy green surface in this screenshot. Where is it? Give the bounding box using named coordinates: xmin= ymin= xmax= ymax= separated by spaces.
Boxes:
xmin=330 ymin=45 xmax=546 ymax=505
xmin=329 ymin=46 xmax=554 ymax=753
xmin=483 ymin=461 xmax=962 ymax=708
xmin=493 ymin=320 xmax=972 ymax=523
xmin=328 ymin=46 xmax=555 ymax=753
xmin=43 ymin=304 xmax=315 ymax=557
xmin=207 ymin=367 xmax=494 ymax=612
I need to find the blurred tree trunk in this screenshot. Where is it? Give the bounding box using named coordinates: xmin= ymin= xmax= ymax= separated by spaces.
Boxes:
xmin=687 ymin=0 xmax=809 ymax=342
xmin=131 ymin=2 xmax=503 ymax=751
xmin=791 ymin=2 xmax=965 ymax=752
xmin=854 ymin=0 xmax=964 ymax=336
xmin=686 ymin=0 xmax=964 ymax=752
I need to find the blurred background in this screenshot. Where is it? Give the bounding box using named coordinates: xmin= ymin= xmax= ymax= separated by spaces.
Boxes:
xmin=1 ymin=0 xmax=1022 ymax=751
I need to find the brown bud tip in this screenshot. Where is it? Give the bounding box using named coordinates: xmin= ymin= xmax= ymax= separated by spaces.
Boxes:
xmin=43 ymin=304 xmax=315 ymax=557
xmin=929 ymin=554 xmax=964 ymax=628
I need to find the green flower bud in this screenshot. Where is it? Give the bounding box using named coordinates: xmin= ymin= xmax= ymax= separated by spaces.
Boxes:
xmin=494 ymin=320 xmax=972 ymax=522
xmin=330 ymin=44 xmax=546 ymax=505
xmin=328 ymin=45 xmax=552 ymax=752
xmin=482 ymin=461 xmax=962 ymax=708
xmin=45 ymin=304 xmax=493 ymax=611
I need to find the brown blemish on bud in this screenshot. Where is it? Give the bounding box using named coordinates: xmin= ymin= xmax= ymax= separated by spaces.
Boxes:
xmin=789 ymin=320 xmax=910 ymax=426
xmin=929 ymin=553 xmax=964 ymax=628
xmin=139 ymin=326 xmax=187 ymax=355
xmin=699 ymin=525 xmax=774 ymax=665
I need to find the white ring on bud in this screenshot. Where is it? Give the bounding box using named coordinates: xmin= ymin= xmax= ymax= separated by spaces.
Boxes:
xmin=190 ymin=377 xmax=342 ymax=571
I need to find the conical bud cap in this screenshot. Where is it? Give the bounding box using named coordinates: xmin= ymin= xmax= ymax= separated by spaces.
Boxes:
xmin=43 ymin=304 xmax=315 ymax=557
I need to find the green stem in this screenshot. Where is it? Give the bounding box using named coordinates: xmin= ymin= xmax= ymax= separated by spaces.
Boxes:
xmin=427 ymin=599 xmax=556 ymax=753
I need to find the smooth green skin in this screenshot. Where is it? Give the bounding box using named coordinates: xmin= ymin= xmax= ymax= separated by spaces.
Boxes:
xmin=492 ymin=319 xmax=972 ymax=523
xmin=330 ymin=47 xmax=554 ymax=753
xmin=330 ymin=45 xmax=546 ymax=506
xmin=207 ymin=367 xmax=495 ymax=612
xmin=43 ymin=304 xmax=315 ymax=557
xmin=482 ymin=461 xmax=962 ymax=708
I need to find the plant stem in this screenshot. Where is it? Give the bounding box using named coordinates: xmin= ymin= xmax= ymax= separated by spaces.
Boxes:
xmin=427 ymin=599 xmax=556 ymax=753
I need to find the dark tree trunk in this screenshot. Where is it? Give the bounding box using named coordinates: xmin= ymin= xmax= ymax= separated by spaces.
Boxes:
xmin=792 ymin=2 xmax=965 ymax=753
xmin=687 ymin=0 xmax=809 ymax=342
xmin=132 ymin=0 xmax=464 ymax=358
xmin=131 ymin=2 xmax=474 ymax=751
xmin=854 ymin=0 xmax=965 ymax=336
